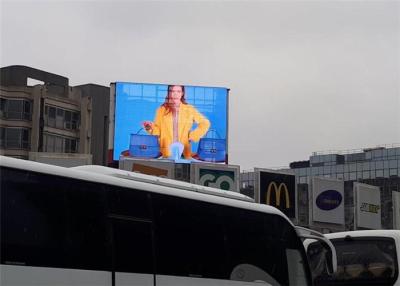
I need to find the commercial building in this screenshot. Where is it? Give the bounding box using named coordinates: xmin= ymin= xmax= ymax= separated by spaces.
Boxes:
xmin=240 ymin=145 xmax=400 ymax=231
xmin=0 ymin=65 xmax=109 ymax=166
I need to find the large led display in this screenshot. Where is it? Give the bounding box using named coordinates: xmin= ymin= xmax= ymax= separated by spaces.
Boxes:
xmin=113 ymin=82 xmax=228 ymax=163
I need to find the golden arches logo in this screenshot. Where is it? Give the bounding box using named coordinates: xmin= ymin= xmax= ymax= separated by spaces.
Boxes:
xmin=266 ymin=182 xmax=290 ymax=209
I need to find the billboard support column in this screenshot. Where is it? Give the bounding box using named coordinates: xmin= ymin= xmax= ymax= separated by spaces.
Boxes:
xmin=393 ymin=191 xmax=400 ymax=230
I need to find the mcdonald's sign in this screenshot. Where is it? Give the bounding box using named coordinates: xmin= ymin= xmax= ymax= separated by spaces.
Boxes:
xmin=257 ymin=170 xmax=296 ymax=218
xmin=266 ymin=182 xmax=290 ymax=209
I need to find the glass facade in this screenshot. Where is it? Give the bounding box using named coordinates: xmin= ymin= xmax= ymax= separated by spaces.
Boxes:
xmin=240 ymin=146 xmax=400 ymax=230
xmin=294 ymin=148 xmax=400 ymax=185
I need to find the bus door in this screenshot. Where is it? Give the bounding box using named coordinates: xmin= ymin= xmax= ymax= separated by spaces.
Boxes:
xmin=109 ymin=215 xmax=154 ymax=286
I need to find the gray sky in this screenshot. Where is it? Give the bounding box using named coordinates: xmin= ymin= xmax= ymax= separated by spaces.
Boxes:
xmin=1 ymin=0 xmax=399 ymax=170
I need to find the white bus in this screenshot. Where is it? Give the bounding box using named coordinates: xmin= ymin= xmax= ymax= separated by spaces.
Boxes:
xmin=309 ymin=230 xmax=400 ymax=286
xmin=1 ymin=156 xmax=332 ymax=286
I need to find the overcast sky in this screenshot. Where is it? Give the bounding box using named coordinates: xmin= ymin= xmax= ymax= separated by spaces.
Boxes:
xmin=1 ymin=0 xmax=399 ymax=170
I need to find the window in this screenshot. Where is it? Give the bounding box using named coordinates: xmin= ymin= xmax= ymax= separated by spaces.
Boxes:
xmin=23 ymin=101 xmax=31 ymax=120
xmin=0 ymin=99 xmax=32 ymax=120
xmin=48 ymin=106 xmax=56 ymax=127
xmin=108 ymin=186 xmax=150 ymax=219
xmin=65 ymin=179 xmax=110 ymax=271
xmin=376 ymin=169 xmax=384 ymax=178
xmin=44 ymin=134 xmax=79 ymax=153
xmin=384 ymin=169 xmax=389 ymax=178
xmin=72 ymin=112 xmax=80 ymax=130
xmin=44 ymin=105 xmax=80 ymax=131
xmin=0 ymin=167 xmax=111 ymax=271
xmin=45 ymin=135 xmax=55 ymax=152
xmin=111 ymin=218 xmax=153 ymax=274
xmin=152 ymin=194 xmax=304 ymax=285
xmin=0 ymin=127 xmax=5 ymax=147
xmin=7 ymin=100 xmax=23 ymax=119
xmin=153 ymin=195 xmax=226 ymax=279
xmin=56 ymin=108 xmax=64 ymax=129
xmin=70 ymin=139 xmax=78 ymax=152
xmin=0 ymin=98 xmax=6 ymax=118
xmin=1 ymin=168 xmax=69 ymax=268
xmin=0 ymin=128 xmax=30 ymax=150
xmin=21 ymin=129 xmax=29 ymax=149
xmin=389 ymin=160 xmax=397 ymax=169
xmin=387 ymin=148 xmax=396 ymax=158
xmin=55 ymin=136 xmax=63 ymax=152
xmin=223 ymin=208 xmax=290 ymax=285
xmin=321 ymin=237 xmax=399 ymax=286
xmin=323 ymin=166 xmax=331 ymax=175
xmin=65 ymin=110 xmax=72 ymax=129
xmin=373 ymin=149 xmax=383 ymax=159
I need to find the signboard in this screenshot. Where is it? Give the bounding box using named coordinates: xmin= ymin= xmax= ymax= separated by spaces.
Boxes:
xmin=311 ymin=177 xmax=344 ymax=225
xmin=354 ymin=182 xmax=381 ymax=229
xmin=112 ymin=82 xmax=228 ymax=164
xmin=119 ymin=157 xmax=174 ymax=179
xmin=191 ymin=163 xmax=239 ymax=192
xmin=256 ymin=169 xmax=296 ymax=219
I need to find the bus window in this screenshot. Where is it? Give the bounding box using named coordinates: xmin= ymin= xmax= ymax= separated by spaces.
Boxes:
xmin=0 ymin=167 xmax=111 ymax=271
xmin=153 ymin=193 xmax=310 ymax=285
xmin=316 ymin=237 xmax=399 ymax=286
xmin=1 ymin=168 xmax=69 ymax=269
xmin=223 ymin=207 xmax=289 ymax=285
xmin=153 ymin=194 xmax=226 ymax=280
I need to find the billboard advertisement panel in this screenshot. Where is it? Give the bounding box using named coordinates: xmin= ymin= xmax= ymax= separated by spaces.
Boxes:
xmin=354 ymin=182 xmax=381 ymax=229
xmin=311 ymin=177 xmax=344 ymax=225
xmin=256 ymin=169 xmax=296 ymax=219
xmin=113 ymin=82 xmax=228 ymax=164
xmin=191 ymin=163 xmax=240 ymax=192
xmin=119 ymin=157 xmax=174 ymax=179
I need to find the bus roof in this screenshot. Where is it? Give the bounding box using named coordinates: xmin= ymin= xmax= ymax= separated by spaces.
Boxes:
xmin=325 ymin=230 xmax=400 ymax=240
xmin=0 ymin=156 xmax=292 ymax=224
xmin=72 ymin=164 xmax=252 ymax=202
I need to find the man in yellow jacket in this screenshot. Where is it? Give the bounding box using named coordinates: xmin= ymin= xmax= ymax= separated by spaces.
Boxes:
xmin=143 ymin=85 xmax=210 ymax=159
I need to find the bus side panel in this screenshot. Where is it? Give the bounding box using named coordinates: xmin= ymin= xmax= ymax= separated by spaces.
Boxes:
xmin=0 ymin=265 xmax=110 ymax=286
xmin=115 ymin=273 xmax=153 ymax=286
xmin=156 ymin=275 xmax=272 ymax=286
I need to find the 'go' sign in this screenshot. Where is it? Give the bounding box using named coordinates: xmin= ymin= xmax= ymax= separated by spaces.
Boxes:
xmin=198 ymin=170 xmax=236 ymax=192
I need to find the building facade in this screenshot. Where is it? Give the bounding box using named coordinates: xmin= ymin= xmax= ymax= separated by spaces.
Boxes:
xmin=240 ymin=145 xmax=400 ymax=231
xmin=0 ymin=65 xmax=109 ymax=166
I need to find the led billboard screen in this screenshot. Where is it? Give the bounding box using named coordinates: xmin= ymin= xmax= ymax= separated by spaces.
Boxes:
xmin=113 ymin=82 xmax=228 ymax=163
